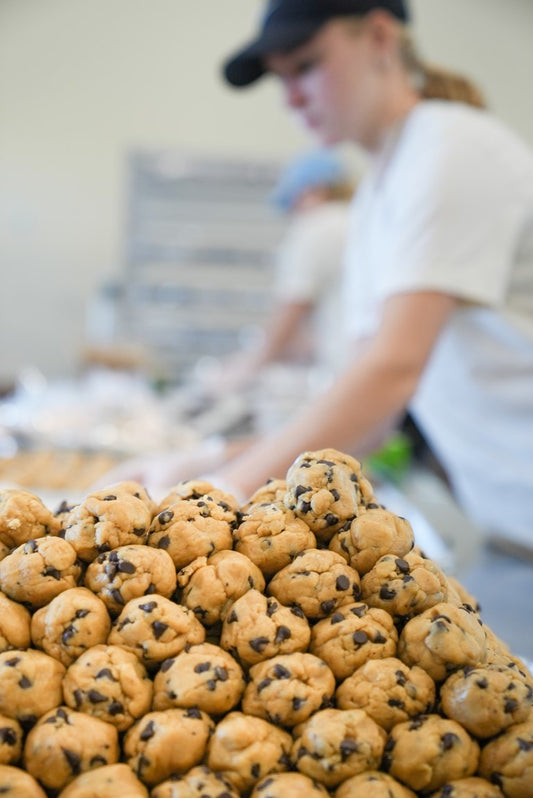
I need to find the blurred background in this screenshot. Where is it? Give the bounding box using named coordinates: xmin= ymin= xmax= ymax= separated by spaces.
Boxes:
xmin=1 ymin=0 xmax=532 ymax=657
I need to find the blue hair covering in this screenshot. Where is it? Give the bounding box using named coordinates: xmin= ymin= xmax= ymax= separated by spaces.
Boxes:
xmin=271 ymin=149 xmax=349 ymax=211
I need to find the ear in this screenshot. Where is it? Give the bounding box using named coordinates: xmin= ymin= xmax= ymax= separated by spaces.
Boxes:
xmin=365 ymin=8 xmax=401 ymax=58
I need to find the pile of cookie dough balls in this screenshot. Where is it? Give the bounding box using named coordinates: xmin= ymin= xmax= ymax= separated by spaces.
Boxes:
xmin=0 ymin=450 xmax=531 ymax=797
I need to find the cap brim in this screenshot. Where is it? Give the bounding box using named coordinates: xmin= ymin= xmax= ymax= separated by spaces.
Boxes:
xmin=223 ymin=19 xmax=323 ymax=88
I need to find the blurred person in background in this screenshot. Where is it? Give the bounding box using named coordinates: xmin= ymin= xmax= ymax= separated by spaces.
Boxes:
xmin=104 ymin=0 xmax=533 ymax=557
xmin=207 ymin=148 xmax=356 ymax=394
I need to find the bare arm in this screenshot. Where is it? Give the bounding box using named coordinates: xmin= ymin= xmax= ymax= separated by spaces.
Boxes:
xmin=216 ymin=290 xmax=458 ymax=497
xmin=254 ymin=300 xmax=313 ymax=365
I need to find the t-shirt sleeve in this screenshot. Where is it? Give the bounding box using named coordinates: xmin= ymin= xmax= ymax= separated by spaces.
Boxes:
xmin=377 ymin=110 xmax=529 ymax=307
xmin=274 ymin=209 xmax=348 ymax=302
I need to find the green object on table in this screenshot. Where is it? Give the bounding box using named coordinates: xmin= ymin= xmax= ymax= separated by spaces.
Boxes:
xmin=364 ymin=432 xmax=413 ymax=484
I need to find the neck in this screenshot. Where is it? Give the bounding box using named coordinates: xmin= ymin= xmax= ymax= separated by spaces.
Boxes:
xmin=369 ymin=75 xmax=422 ymax=153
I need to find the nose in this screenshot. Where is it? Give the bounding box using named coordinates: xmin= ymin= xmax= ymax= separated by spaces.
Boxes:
xmin=283 ymin=77 xmax=306 ymax=110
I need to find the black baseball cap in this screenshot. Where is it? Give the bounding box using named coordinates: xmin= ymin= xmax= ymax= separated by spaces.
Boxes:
xmin=223 ymin=0 xmax=410 ymax=88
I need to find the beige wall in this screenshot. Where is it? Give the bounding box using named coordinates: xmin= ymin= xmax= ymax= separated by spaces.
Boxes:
xmin=1 ymin=0 xmax=532 ymax=379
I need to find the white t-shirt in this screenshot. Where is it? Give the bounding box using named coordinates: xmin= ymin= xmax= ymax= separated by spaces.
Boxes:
xmin=343 ymin=100 xmax=533 ymax=545
xmin=274 ymin=201 xmax=351 ymax=373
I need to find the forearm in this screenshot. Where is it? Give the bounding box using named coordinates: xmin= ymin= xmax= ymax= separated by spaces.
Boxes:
xmin=218 ymin=350 xmax=419 ymax=498
xmin=255 ymin=301 xmax=312 ymax=366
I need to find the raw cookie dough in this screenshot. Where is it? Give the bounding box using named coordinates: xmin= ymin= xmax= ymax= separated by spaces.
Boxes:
xmin=84 ymin=544 xmax=177 ymax=616
xmin=335 ymin=656 xmax=436 ymax=731
xmin=0 ymin=765 xmax=47 ymax=798
xmin=244 ymin=478 xmax=288 ymax=510
xmin=0 ymin=536 xmax=81 ymax=609
xmin=292 ymin=707 xmax=386 ymax=787
xmin=360 ymin=550 xmax=449 ymax=619
xmin=56 ymin=763 xmax=148 ymax=797
xmin=158 ymin=482 xmax=239 ymax=516
xmin=61 ymin=487 xmax=152 ymax=561
xmin=148 ymin=496 xmax=234 ymax=570
xmin=267 ymin=548 xmax=361 ymax=619
xmin=329 ymin=508 xmax=414 ymax=575
xmin=177 ymin=549 xmax=266 ymax=627
xmin=334 ymin=771 xmax=417 ymax=797
xmin=153 ymin=642 xmax=245 ymax=716
xmin=31 ymin=586 xmax=111 ymax=667
xmin=428 ymin=779 xmax=504 ymax=797
xmin=284 ymin=449 xmax=368 ymax=542
xmin=0 ymin=590 xmax=31 ymax=651
xmin=23 ymin=706 xmax=119 ymax=791
xmin=398 ymin=602 xmax=487 ymax=682
xmin=441 ymin=663 xmax=533 ymax=738
xmin=206 ymin=711 xmax=292 ymax=794
xmin=0 ymin=649 xmax=65 ymax=726
xmin=220 ymin=589 xmax=311 ymax=666
xmin=382 ymin=714 xmax=480 ymax=793
xmin=0 ymin=715 xmax=22 ymax=765
xmin=108 ymin=594 xmax=205 ymax=668
xmin=233 ymin=501 xmax=316 ymax=578
xmin=250 ymin=772 xmax=329 ymax=796
xmin=310 ymin=602 xmax=398 ymax=680
xmin=123 ymin=708 xmax=214 ymax=786
xmin=242 ymin=652 xmax=336 ymax=727
xmin=0 ymin=488 xmax=60 ymax=548
xmin=151 ymin=766 xmax=239 ymax=798
xmin=62 ymin=643 xmax=153 ymax=731
xmin=477 ymin=719 xmax=533 ymax=798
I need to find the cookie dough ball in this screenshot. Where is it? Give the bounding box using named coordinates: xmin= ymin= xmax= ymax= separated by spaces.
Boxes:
xmin=207 ymin=712 xmax=292 ymax=794
xmin=148 ymin=497 xmax=234 ymax=571
xmin=220 ymin=589 xmax=310 ymax=667
xmin=31 ymin=587 xmax=111 ymax=667
xmin=159 ymin=482 xmax=240 ymax=514
xmin=57 ymin=763 xmax=148 ymax=798
xmin=111 ymin=481 xmax=157 ymax=516
xmin=0 ymin=716 xmax=22 ymax=765
xmin=0 ymin=488 xmax=59 ymax=548
xmin=0 ymin=765 xmax=47 ymax=798
xmin=0 ymin=649 xmax=65 ymax=725
xmin=446 ymin=575 xmax=481 ymax=612
xmin=152 ymin=766 xmax=239 ymax=798
xmin=84 ymin=545 xmax=177 ymax=616
xmin=441 ymin=664 xmax=533 ymax=739
xmin=178 ymin=550 xmax=266 ymax=627
xmin=330 ymin=508 xmax=414 ymax=575
xmin=108 ymin=595 xmax=205 ymax=668
xmin=234 ymin=502 xmax=316 ymax=578
xmin=478 ymin=719 xmax=533 ymax=798
xmin=62 ymin=488 xmax=152 ymax=561
xmin=361 ymin=550 xmax=449 ymax=619
xmin=310 ymin=602 xmax=398 ymax=680
xmin=23 ymin=706 xmax=119 ymax=791
xmin=334 ymin=771 xmax=417 ymax=798
xmin=0 ymin=536 xmax=81 ymax=609
xmin=268 ymin=548 xmax=361 ymax=620
xmin=293 ymin=708 xmax=386 ymax=787
xmin=428 ymin=779 xmax=504 ymax=798
xmin=0 ymin=591 xmax=31 ymax=651
xmin=251 ymin=772 xmax=329 ymax=797
xmin=284 ymin=449 xmax=365 ymax=542
xmin=382 ymin=714 xmax=480 ymax=793
xmin=153 ymin=643 xmax=245 ymax=715
xmin=336 ymin=657 xmax=436 ymax=731
xmin=398 ymin=602 xmax=487 ymax=682
xmin=123 ymin=708 xmax=214 ymax=786
xmin=62 ymin=644 xmax=152 ymax=731
xmin=244 ymin=478 xmax=288 ymax=510
xmin=242 ymin=652 xmax=336 ymax=727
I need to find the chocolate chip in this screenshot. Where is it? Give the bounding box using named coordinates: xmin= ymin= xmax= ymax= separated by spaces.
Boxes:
xmin=18 ymin=675 xmax=31 ymax=689
xmin=62 ymin=748 xmax=81 ymax=775
xmin=73 ymin=689 xmax=83 ymax=708
xmin=25 ymin=540 xmax=38 ymax=553
xmin=227 ymin=609 xmax=238 ymax=623
xmin=257 ymin=678 xmax=272 ymax=692
xmin=321 ymin=599 xmax=336 ymax=615
xmin=335 ymin=574 xmax=350 ymax=591
xmin=160 ymin=658 xmax=174 ymax=672
xmin=388 ymin=698 xmax=405 ymax=708
xmin=249 ymin=637 xmax=270 ymax=653
xmin=324 ymin=513 xmax=339 ymax=527
xmin=194 ymin=662 xmax=211 ymax=673
xmin=350 ymin=605 xmax=367 ymax=617
xmin=89 ymin=755 xmax=108 ymax=767
xmin=379 ymin=586 xmax=397 ymax=600
xmin=275 ymin=626 xmax=291 ymax=644
xmin=152 ymin=621 xmax=168 ymax=639
xmin=62 ymin=626 xmax=76 ymax=645
xmin=517 ymin=737 xmax=533 ymax=752
xmin=300 ymin=501 xmax=312 ymax=514
xmin=292 ymin=696 xmax=306 ymax=710
xmin=374 ymin=632 xmax=387 ymax=644
xmin=43 ymin=567 xmax=62 ymax=580
xmin=118 ymin=560 xmax=136 ymax=574
xmin=103 ymin=495 xmax=117 ymax=501
xmin=504 ymin=698 xmax=519 ymax=713
xmin=215 ymin=667 xmax=228 ymax=682
xmin=139 ymin=601 xmax=157 ymax=613
xmin=352 ymin=631 xmax=368 ymax=645
xmin=340 ymin=739 xmax=359 ymax=760
xmin=409 ymin=717 xmax=426 ymax=730
xmin=87 ymin=690 xmax=107 ymax=704
xmin=266 ymin=600 xmax=278 ymax=617
xmin=250 ymin=763 xmax=261 ymax=779
xmin=157 ymin=535 xmax=170 ymax=549
xmin=75 ymin=609 xmax=89 ymax=619
xmin=440 ymin=732 xmax=459 ymax=751
xmin=273 ymin=664 xmax=291 ymax=679
xmin=140 ymin=720 xmax=156 ymax=741
xmin=96 ymin=668 xmax=115 ymax=681
xmin=0 ymin=728 xmax=17 ymax=745
xmin=290 ymin=605 xmax=305 ymax=618
xmin=395 ymin=558 xmax=410 ymax=573
xmin=132 ymin=527 xmax=146 ymax=537
xmin=294 ymin=485 xmax=308 ymax=499
xmin=185 ymin=707 xmax=202 ymax=719
xmin=395 ymin=670 xmax=407 ymax=686
xmin=158 ymin=510 xmax=174 ymax=525
xmin=108 ymin=700 xmax=123 ymax=716
xmin=476 ymin=677 xmax=489 ymax=689
xmin=330 ymin=612 xmax=344 ymax=625
xmin=206 ymin=680 xmax=216 ymax=691
xmin=110 ymin=589 xmax=124 ymax=606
